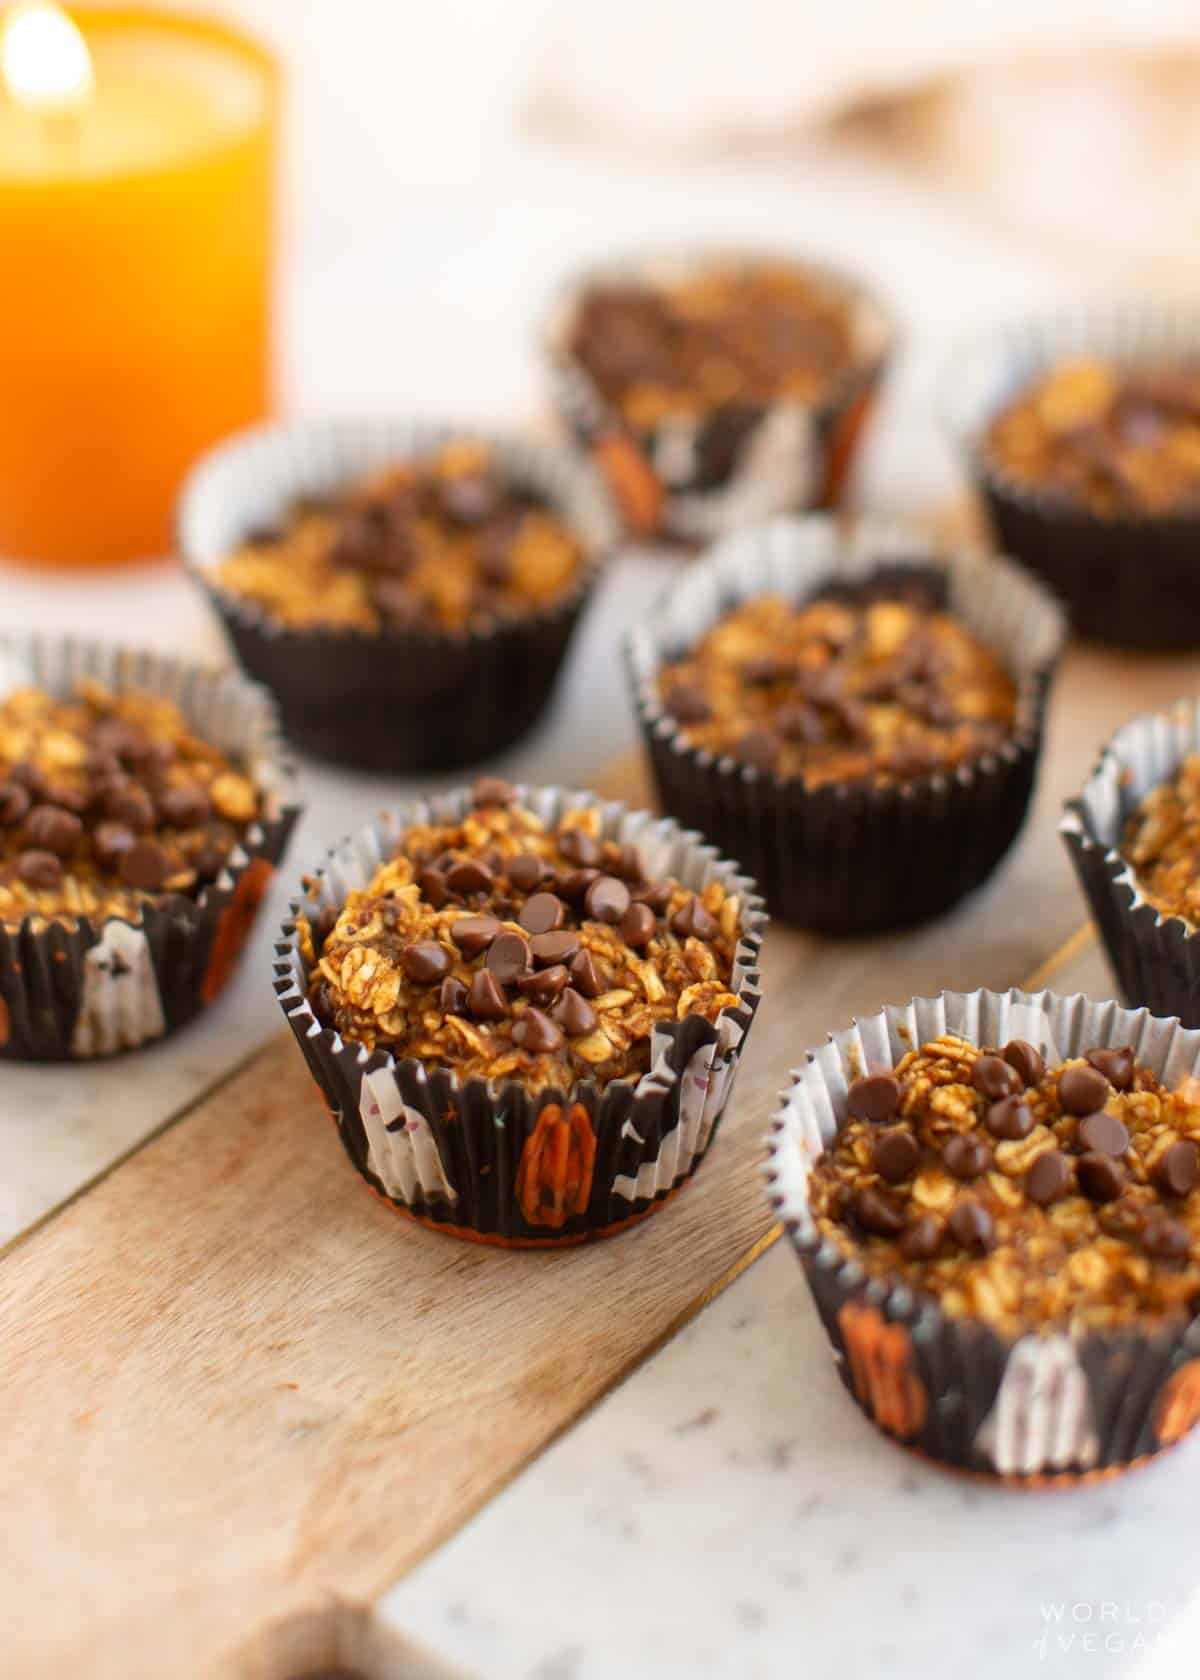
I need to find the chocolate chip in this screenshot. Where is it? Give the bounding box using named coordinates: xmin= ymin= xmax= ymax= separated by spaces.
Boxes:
xmin=899 ymin=1215 xmax=943 ymax=1261
xmin=1026 ymin=1149 xmax=1071 ymax=1206
xmin=472 ymin=777 xmax=516 ymax=808
xmin=25 ymin=804 xmax=82 ymax=857
xmin=632 ymin=880 xmax=673 ymax=915
xmin=558 ymin=829 xmax=602 ymax=869
xmin=551 ymin=987 xmax=597 ymax=1037
xmin=671 ymin=896 xmax=719 ymax=942
xmin=1077 ymin=1111 xmax=1130 ymax=1158
xmin=440 ymin=472 xmax=501 ymax=526
xmin=89 ymin=718 xmax=145 ymax=763
xmin=17 ymin=848 xmax=62 ymax=888
xmin=159 ymin=784 xmax=211 ymax=829
xmin=372 ymin=577 xmax=420 ymax=625
xmin=1085 ymin=1046 xmax=1135 ymax=1092
xmin=737 ymin=730 xmax=781 ymax=771
xmin=507 ymin=853 xmax=547 ymax=893
xmin=1077 ymin=1152 xmax=1126 ymax=1203
xmin=741 ymin=654 xmax=783 ymax=686
xmin=943 ymin=1133 xmax=992 ymax=1180
xmin=872 ymin=1128 xmax=920 ymax=1183
xmin=1058 ymin=1064 xmax=1111 ymax=1115
xmin=776 ymin=703 xmax=825 ymax=744
xmin=568 ymin=949 xmax=605 ymax=998
xmin=118 ymin=839 xmax=170 ymax=891
xmin=985 ymin=1096 xmax=1034 ymax=1141
xmin=469 ymin=969 xmax=509 ymax=1020
xmin=1155 ymin=1139 xmax=1200 ymax=1198
xmin=1140 ymin=1215 xmax=1192 ymax=1262
xmin=93 ymin=821 xmax=136 ymax=871
xmin=450 ymin=915 xmax=501 ymax=958
xmin=1002 ymin=1039 xmax=1045 ymax=1087
xmin=846 ymin=1072 xmax=901 ymax=1123
xmin=612 ymin=843 xmax=644 ymax=882
xmin=619 ymin=901 xmax=657 ymax=949
xmin=972 ymin=1054 xmax=1021 ymax=1100
xmin=440 ymin=976 xmax=469 ymax=1016
xmin=530 ymin=930 xmax=581 ymax=967
xmin=665 ymin=683 xmax=711 ymax=725
xmin=517 ymin=964 xmax=570 ymax=1005
xmin=313 ymin=905 xmax=339 ymax=950
xmin=446 ymin=858 xmax=493 ymax=896
xmin=0 ymin=783 xmax=30 ymax=826
xmin=557 ymin=867 xmax=600 ymax=904
xmin=418 ymin=867 xmax=449 ymax=908
xmin=519 ymin=892 xmax=565 ymax=935
xmin=401 ymin=941 xmax=452 ymax=984
xmin=513 ymin=1007 xmax=564 ymax=1055
xmin=486 ymin=932 xmax=531 ymax=984
xmin=585 ymin=875 xmax=631 ymax=925
xmin=948 ymin=1199 xmax=995 ymax=1254
xmin=104 ymin=783 xmax=155 ymax=833
xmin=853 ymin=1186 xmax=907 ymax=1237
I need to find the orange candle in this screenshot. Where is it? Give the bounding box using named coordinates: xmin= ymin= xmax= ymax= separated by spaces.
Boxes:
xmin=0 ymin=4 xmax=277 ymax=567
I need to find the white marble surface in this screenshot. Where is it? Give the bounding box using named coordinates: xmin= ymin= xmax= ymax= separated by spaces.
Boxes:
xmin=382 ymin=941 xmax=1200 ymax=1680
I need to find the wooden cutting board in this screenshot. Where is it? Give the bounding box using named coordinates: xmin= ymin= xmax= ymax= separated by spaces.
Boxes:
xmin=2 ymin=637 xmax=1197 ymax=1680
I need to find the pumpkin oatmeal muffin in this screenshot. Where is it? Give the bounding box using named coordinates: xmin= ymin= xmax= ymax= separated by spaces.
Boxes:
xmin=949 ymin=311 xmax=1200 ymax=647
xmin=769 ymin=988 xmax=1200 ymax=1482
xmin=181 ymin=421 xmax=614 ymax=770
xmin=276 ymin=779 xmax=765 ymax=1245
xmin=0 ymin=638 xmax=298 ymax=1061
xmin=547 ymin=248 xmax=893 ymax=542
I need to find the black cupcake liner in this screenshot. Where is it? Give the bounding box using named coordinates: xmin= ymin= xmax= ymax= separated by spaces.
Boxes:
xmin=1062 ymin=698 xmax=1200 ymax=1025
xmin=945 ymin=306 xmax=1200 ymax=650
xmin=544 ymin=245 xmax=896 ymax=545
xmin=625 ymin=516 xmax=1066 ymax=935
xmin=766 ymin=986 xmax=1200 ymax=1483
xmin=178 ymin=421 xmax=617 ymax=772
xmin=274 ymin=784 xmax=766 ymax=1246
xmin=0 ymin=636 xmax=300 ymax=1062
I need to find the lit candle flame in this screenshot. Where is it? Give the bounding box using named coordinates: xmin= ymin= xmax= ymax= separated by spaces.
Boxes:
xmin=2 ymin=2 xmax=93 ymax=113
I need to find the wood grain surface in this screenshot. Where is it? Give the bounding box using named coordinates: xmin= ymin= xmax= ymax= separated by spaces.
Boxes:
xmin=2 ymin=639 xmax=1195 ymax=1679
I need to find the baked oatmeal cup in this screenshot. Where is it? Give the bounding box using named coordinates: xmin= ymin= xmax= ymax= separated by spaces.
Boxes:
xmin=1063 ymin=698 xmax=1200 ymax=1027
xmin=626 ymin=517 xmax=1065 ymax=933
xmin=0 ymin=636 xmax=299 ymax=1060
xmin=275 ymin=777 xmax=765 ymax=1245
xmin=945 ymin=308 xmax=1200 ymax=648
xmin=546 ymin=247 xmax=894 ymax=544
xmin=180 ymin=421 xmax=615 ymax=770
xmin=768 ymin=987 xmax=1200 ymax=1482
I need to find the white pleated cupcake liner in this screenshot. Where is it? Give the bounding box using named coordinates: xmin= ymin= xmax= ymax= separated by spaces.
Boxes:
xmin=942 ymin=305 xmax=1200 ymax=648
xmin=0 ymin=635 xmax=300 ymax=1061
xmin=177 ymin=419 xmax=618 ymax=771
xmin=766 ymin=986 xmax=1200 ymax=1482
xmin=275 ymin=783 xmax=766 ymax=1245
xmin=625 ymin=514 xmax=1066 ymax=933
xmin=1063 ymin=697 xmax=1200 ymax=1026
xmin=543 ymin=244 xmax=896 ymax=543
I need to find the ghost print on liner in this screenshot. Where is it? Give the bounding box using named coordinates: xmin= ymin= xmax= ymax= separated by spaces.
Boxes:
xmin=71 ymin=922 xmax=167 ymax=1058
xmin=359 ymin=1067 xmax=459 ymax=1208
xmin=975 ymin=1335 xmax=1100 ymax=1476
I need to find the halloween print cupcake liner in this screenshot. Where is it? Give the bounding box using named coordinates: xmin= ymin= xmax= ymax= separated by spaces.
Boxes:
xmin=943 ymin=306 xmax=1200 ymax=650
xmin=1062 ymin=698 xmax=1200 ymax=1027
xmin=544 ymin=246 xmax=895 ymax=546
xmin=0 ymin=637 xmax=300 ymax=1062
xmin=766 ymin=986 xmax=1200 ymax=1483
xmin=178 ymin=419 xmax=617 ymax=772
xmin=274 ymin=785 xmax=766 ymax=1247
xmin=625 ymin=516 xmax=1066 ymax=934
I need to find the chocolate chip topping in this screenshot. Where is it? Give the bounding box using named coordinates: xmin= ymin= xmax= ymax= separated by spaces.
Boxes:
xmin=103 ymin=783 xmax=155 ymax=833
xmin=666 ymin=683 xmax=711 ymax=725
xmin=1140 ymin=1215 xmax=1192 ymax=1262
xmin=1086 ymin=1046 xmax=1135 ymax=1092
xmin=1077 ymin=1152 xmax=1127 ymax=1204
xmin=943 ymin=1133 xmax=992 ymax=1180
xmin=671 ymin=896 xmax=720 ymax=943
xmin=25 ymin=804 xmax=82 ymax=857
xmin=1058 ymin=1064 xmax=1111 ymax=1116
xmin=512 ymin=1007 xmax=564 ymax=1055
xmin=557 ymin=867 xmax=600 ymax=905
xmin=737 ymin=729 xmax=781 ymax=771
xmin=985 ymin=1096 xmax=1034 ymax=1141
xmin=159 ymin=784 xmax=211 ymax=829
xmin=472 ymin=776 xmax=516 ymax=808
xmin=551 ymin=988 xmax=597 ymax=1038
xmin=872 ymin=1128 xmax=920 ymax=1183
xmin=18 ymin=848 xmax=63 ymax=888
xmin=440 ymin=976 xmax=469 ymax=1016
xmin=584 ymin=875 xmax=631 ymax=925
xmin=469 ymin=969 xmax=509 ymax=1021
xmin=486 ymin=932 xmax=532 ymax=984
xmin=1077 ymin=1111 xmax=1130 ymax=1158
xmin=507 ymin=853 xmax=547 ymax=892
xmin=401 ymin=941 xmax=452 ymax=984
xmin=517 ymin=964 xmax=570 ymax=1005
xmin=948 ymin=1199 xmax=995 ymax=1254
xmin=0 ymin=783 xmax=30 ymax=826
xmin=618 ymin=901 xmax=657 ymax=949
xmin=846 ymin=1072 xmax=901 ymax=1123
xmin=446 ymin=858 xmax=493 ymax=896
xmin=418 ymin=867 xmax=448 ymax=908
xmin=853 ymin=1186 xmax=907 ymax=1237
xmin=1155 ymin=1140 xmax=1199 ymax=1198
xmin=1002 ymin=1039 xmax=1045 ymax=1087
xmin=92 ymin=822 xmax=135 ymax=872
xmin=117 ymin=840 xmax=170 ymax=891
xmin=1025 ymin=1149 xmax=1072 ymax=1206
xmin=530 ymin=930 xmax=581 ymax=968
xmin=568 ymin=949 xmax=605 ymax=998
xmin=899 ymin=1215 xmax=944 ymax=1261
xmin=972 ymin=1054 xmax=1022 ymax=1100
xmin=559 ymin=829 xmax=602 ymax=869
xmin=450 ymin=915 xmax=501 ymax=957
xmin=518 ymin=892 xmax=565 ymax=936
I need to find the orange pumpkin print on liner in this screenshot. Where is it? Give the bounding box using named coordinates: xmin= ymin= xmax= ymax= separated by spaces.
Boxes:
xmin=837 ymin=1300 xmax=928 ymax=1440
xmin=1155 ymin=1358 xmax=1200 ymax=1446
xmin=200 ymin=858 xmax=274 ymax=1005
xmin=515 ymin=1102 xmax=597 ymax=1230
